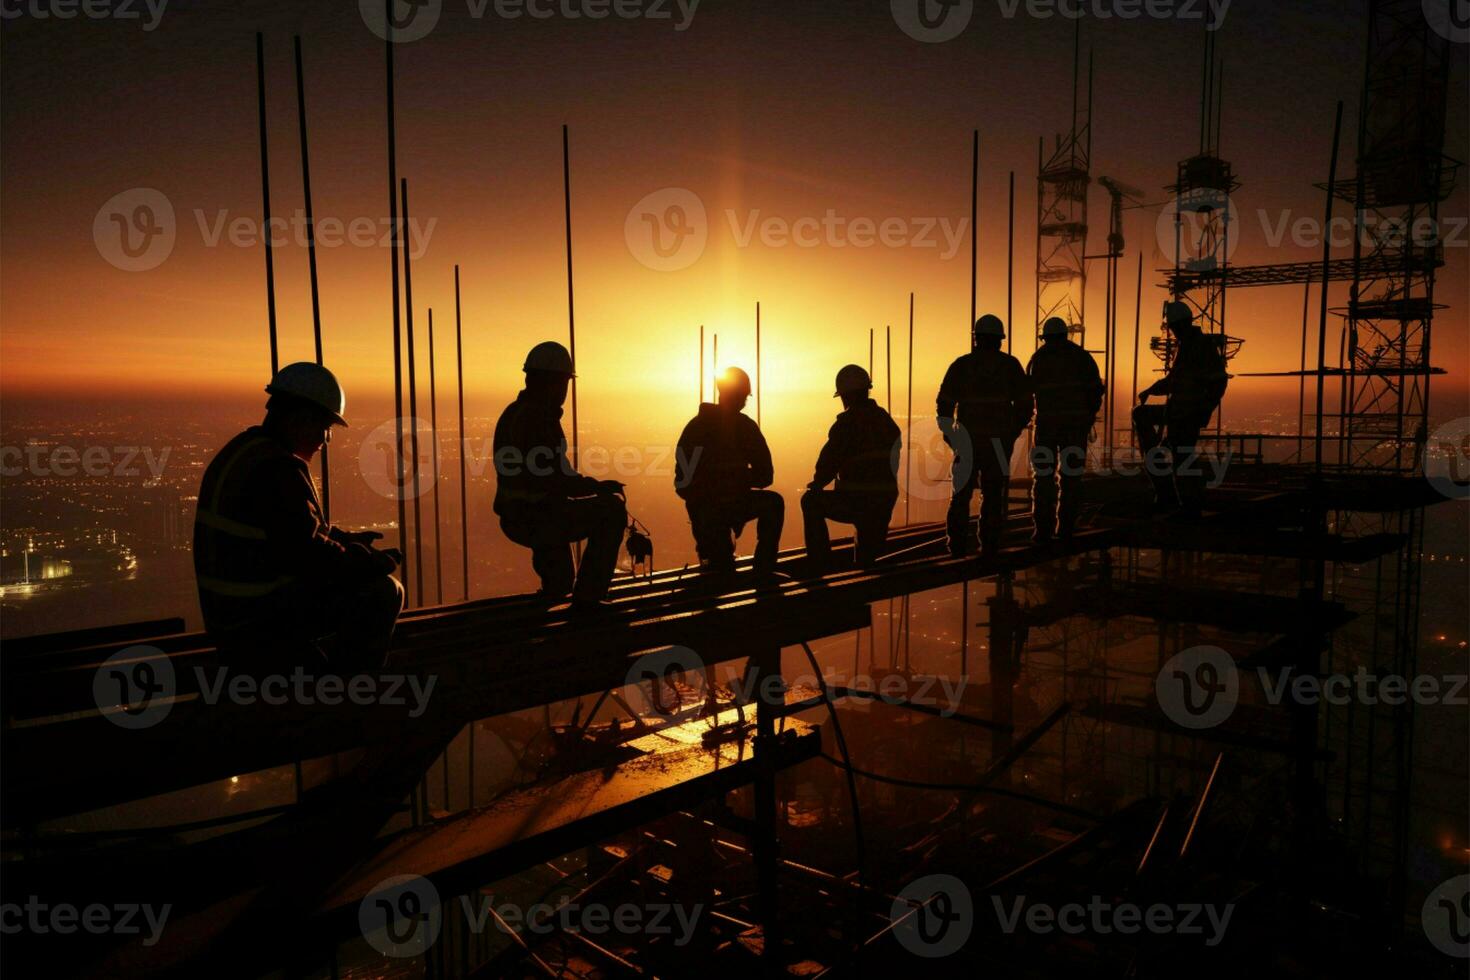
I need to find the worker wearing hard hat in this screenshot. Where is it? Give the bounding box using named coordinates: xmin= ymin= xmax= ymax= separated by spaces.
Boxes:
xmin=801 ymin=365 xmax=902 ymax=573
xmin=1028 ymin=317 xmax=1105 ymax=543
xmin=194 ymin=363 xmax=405 ymax=673
xmin=936 ymin=315 xmax=1033 ymax=558
xmin=674 ymin=367 xmax=784 ymax=579
xmin=494 ymin=342 xmax=626 ymax=613
xmin=1134 ymin=302 xmax=1230 ymax=517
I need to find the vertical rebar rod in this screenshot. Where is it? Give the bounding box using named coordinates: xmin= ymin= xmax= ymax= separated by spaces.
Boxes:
xmin=255 ymin=33 xmax=279 ymax=375
xmin=294 ymin=35 xmax=330 ymax=519
xmin=562 ymin=124 xmax=578 ymax=470
xmin=402 ymin=177 xmax=425 ymax=603
xmin=1315 ymin=102 xmax=1345 ymax=473
xmin=756 ymin=302 xmax=762 ymax=427
xmin=1298 ymin=279 xmax=1310 ymax=461
xmin=906 ymin=293 xmax=914 ymax=527
xmin=1006 ymin=171 xmax=1015 ymax=356
xmin=455 ymin=265 xmax=469 ymax=601
xmin=1132 ymin=252 xmax=1143 ymax=430
xmin=699 ymin=324 xmax=705 ymax=406
xmin=385 ymin=6 xmax=408 ymax=599
xmin=429 ymin=308 xmax=444 ymax=606
xmin=970 ymin=130 xmax=979 ymax=343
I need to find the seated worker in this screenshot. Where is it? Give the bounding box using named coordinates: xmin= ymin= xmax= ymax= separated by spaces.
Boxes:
xmin=1133 ymin=302 xmax=1229 ymax=518
xmin=493 ymin=341 xmax=626 ymax=614
xmin=674 ymin=367 xmax=784 ymax=579
xmin=194 ymin=362 xmax=405 ymax=674
xmin=801 ymin=364 xmax=901 ymax=573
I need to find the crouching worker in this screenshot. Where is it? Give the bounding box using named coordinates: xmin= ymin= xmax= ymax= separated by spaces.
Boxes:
xmin=675 ymin=367 xmax=784 ymax=580
xmin=494 ymin=341 xmax=626 ymax=615
xmin=194 ymin=363 xmax=405 ymax=675
xmin=802 ymin=365 xmax=901 ymax=574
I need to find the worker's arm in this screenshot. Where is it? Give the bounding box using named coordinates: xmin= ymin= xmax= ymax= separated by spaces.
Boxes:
xmin=1085 ymin=351 xmax=1106 ymax=416
xmin=252 ymin=458 xmax=386 ymax=581
xmin=674 ymin=417 xmax=700 ymax=500
xmin=935 ymin=359 xmax=962 ymax=442
xmin=809 ymin=419 xmax=845 ymax=490
xmin=747 ymin=422 xmax=775 ymax=489
xmin=1010 ymin=360 xmax=1034 ymax=435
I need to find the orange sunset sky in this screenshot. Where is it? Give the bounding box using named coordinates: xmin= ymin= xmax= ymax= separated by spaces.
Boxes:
xmin=2 ymin=0 xmax=1467 ymax=441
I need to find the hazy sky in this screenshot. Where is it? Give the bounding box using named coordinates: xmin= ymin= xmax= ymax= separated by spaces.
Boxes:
xmin=2 ymin=0 xmax=1467 ymax=438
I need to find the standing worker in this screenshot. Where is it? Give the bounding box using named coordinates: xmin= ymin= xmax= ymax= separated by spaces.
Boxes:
xmin=936 ymin=315 xmax=1032 ymax=558
xmin=1133 ymin=302 xmax=1229 ymax=518
xmin=194 ymin=363 xmax=405 ymax=674
xmin=801 ymin=364 xmax=902 ymax=574
xmin=1028 ymin=317 xmax=1105 ymax=543
xmin=494 ymin=341 xmax=626 ymax=614
xmin=675 ymin=366 xmax=784 ymax=579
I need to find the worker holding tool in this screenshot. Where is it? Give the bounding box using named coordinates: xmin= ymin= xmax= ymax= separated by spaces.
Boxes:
xmin=494 ymin=341 xmax=626 ymax=614
xmin=1133 ymin=302 xmax=1229 ymax=518
xmin=801 ymin=364 xmax=901 ymax=574
xmin=1028 ymin=317 xmax=1105 ymax=543
xmin=194 ymin=362 xmax=405 ymax=673
xmin=936 ymin=315 xmax=1032 ymax=558
xmin=675 ymin=366 xmax=785 ymax=580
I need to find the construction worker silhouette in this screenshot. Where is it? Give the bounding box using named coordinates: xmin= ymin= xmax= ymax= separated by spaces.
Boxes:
xmin=937 ymin=315 xmax=1032 ymax=558
xmin=801 ymin=365 xmax=901 ymax=573
xmin=494 ymin=342 xmax=626 ymax=613
xmin=1028 ymin=317 xmax=1105 ymax=542
xmin=1133 ymin=302 xmax=1230 ymax=517
xmin=675 ymin=367 xmax=784 ymax=578
xmin=194 ymin=363 xmax=405 ymax=673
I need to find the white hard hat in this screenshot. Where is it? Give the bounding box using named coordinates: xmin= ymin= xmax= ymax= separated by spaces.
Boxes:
xmin=266 ymin=362 xmax=347 ymax=426
xmin=1042 ymin=317 xmax=1070 ymax=339
xmin=523 ymin=341 xmax=576 ymax=377
xmin=834 ymin=364 xmax=872 ymax=397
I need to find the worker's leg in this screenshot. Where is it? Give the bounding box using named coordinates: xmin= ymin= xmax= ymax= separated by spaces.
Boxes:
xmin=568 ymin=493 xmax=627 ymax=602
xmin=687 ymin=500 xmax=736 ymax=571
xmin=800 ymin=490 xmax=835 ymax=569
xmin=1030 ymin=429 xmax=1060 ymax=542
xmin=946 ymin=449 xmax=979 ymax=558
xmin=327 ymin=574 xmax=406 ymax=673
xmin=499 ymin=509 xmax=575 ymax=599
xmin=1169 ymin=413 xmax=1207 ymax=517
xmin=1056 ymin=423 xmax=1090 ymax=538
xmin=1133 ymin=404 xmax=1178 ymax=509
xmin=852 ymin=495 xmax=897 ymax=566
xmin=746 ymin=490 xmax=785 ymax=573
xmin=978 ymin=437 xmax=1015 ymax=556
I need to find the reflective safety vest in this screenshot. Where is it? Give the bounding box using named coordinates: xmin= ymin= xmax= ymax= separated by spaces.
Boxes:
xmin=193 ymin=429 xmax=299 ymax=631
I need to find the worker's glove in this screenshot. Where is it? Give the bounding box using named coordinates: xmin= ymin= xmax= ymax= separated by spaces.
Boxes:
xmin=937 ymin=417 xmax=956 ymax=447
xmin=380 ymin=547 xmax=405 ymax=567
xmin=598 ymin=480 xmax=626 ymax=497
xmin=340 ymin=530 xmax=384 ymax=546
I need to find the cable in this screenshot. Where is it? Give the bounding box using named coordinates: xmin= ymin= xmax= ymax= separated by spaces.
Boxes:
xmin=798 ymin=641 xmax=866 ymax=961
xmin=815 ymin=753 xmax=1101 ymax=822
